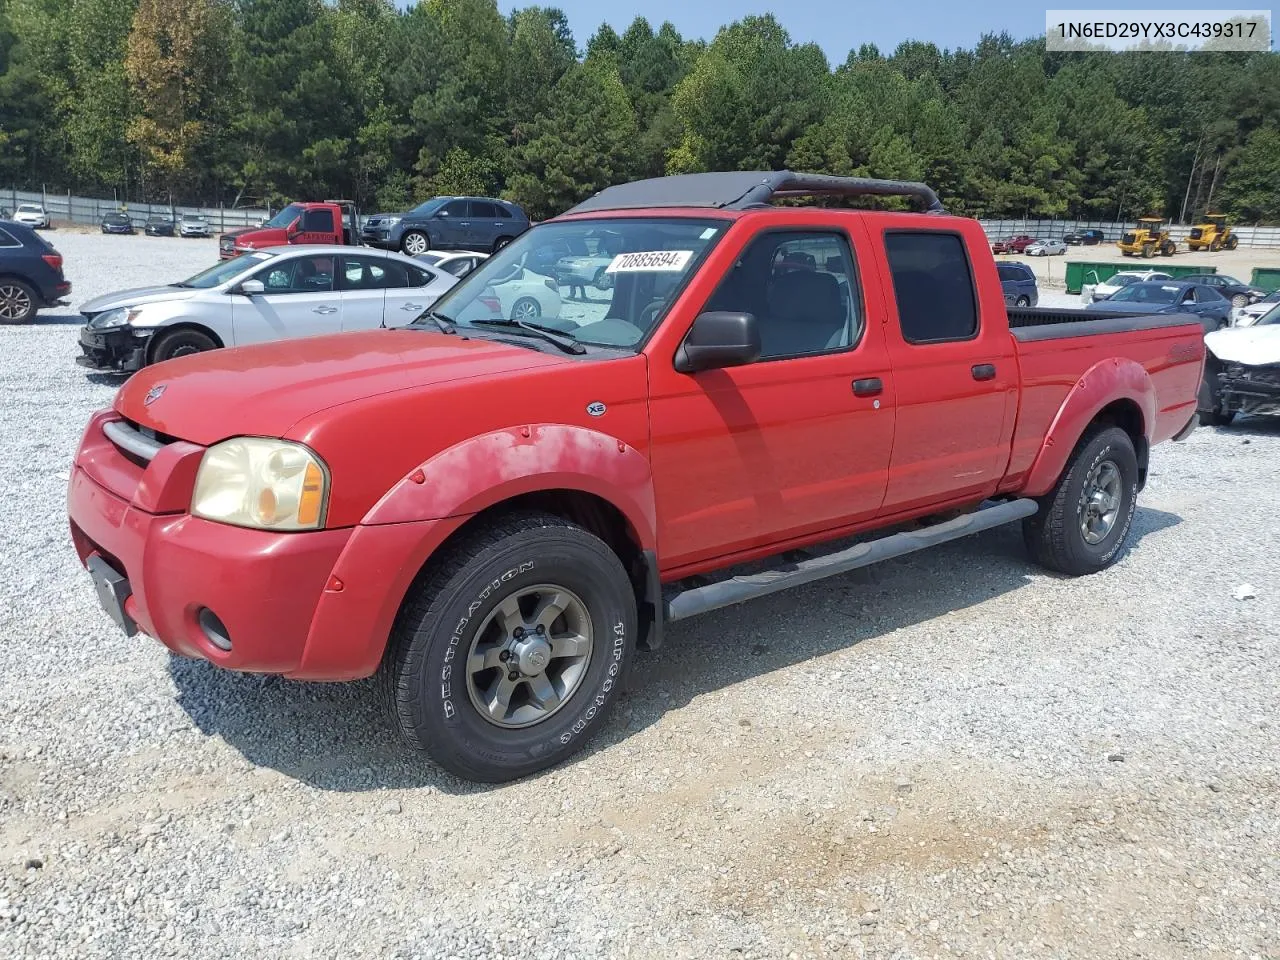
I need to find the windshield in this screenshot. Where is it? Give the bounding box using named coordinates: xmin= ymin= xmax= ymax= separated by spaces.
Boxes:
xmin=262 ymin=203 xmax=304 ymax=229
xmin=1109 ymin=275 xmax=1142 ymax=287
xmin=1111 ymin=283 xmax=1180 ymax=305
xmin=179 ymin=252 xmax=273 ymax=288
xmin=181 ymin=214 xmax=204 ymax=222
xmin=419 ymin=217 xmax=727 ymax=349
xmin=1257 ymin=303 xmax=1280 ymax=326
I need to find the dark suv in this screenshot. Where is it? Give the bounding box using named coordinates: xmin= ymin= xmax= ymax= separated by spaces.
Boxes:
xmin=361 ymin=196 xmax=530 ymax=256
xmin=997 ymin=261 xmax=1038 ymax=307
xmin=1064 ymin=229 xmax=1105 ymax=245
xmin=0 ymin=219 xmax=71 ymax=323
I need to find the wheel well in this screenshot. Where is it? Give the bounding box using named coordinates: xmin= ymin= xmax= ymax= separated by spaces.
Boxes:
xmin=1091 ymin=399 xmax=1149 ymax=488
xmin=146 ymin=323 xmax=224 ymax=362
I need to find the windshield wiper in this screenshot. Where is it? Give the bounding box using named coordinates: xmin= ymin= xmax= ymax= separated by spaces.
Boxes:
xmin=411 ymin=309 xmax=460 ymax=335
xmin=470 ymin=319 xmax=586 ymax=355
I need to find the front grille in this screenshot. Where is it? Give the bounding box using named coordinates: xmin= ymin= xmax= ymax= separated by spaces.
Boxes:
xmin=104 ymin=418 xmax=174 ymax=464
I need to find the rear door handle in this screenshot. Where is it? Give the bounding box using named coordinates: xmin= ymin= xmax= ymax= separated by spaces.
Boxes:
xmin=312 ymin=305 xmax=338 ymax=315
xmin=972 ymin=364 xmax=996 ymax=381
xmin=401 ymin=303 xmax=424 ymax=311
xmin=852 ymin=377 xmax=883 ymax=397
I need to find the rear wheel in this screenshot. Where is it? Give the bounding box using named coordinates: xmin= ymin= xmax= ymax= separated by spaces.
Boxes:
xmin=150 ymin=328 xmax=217 ymax=364
xmin=400 ymin=231 xmax=430 ymax=256
xmin=592 ymin=267 xmax=613 ymax=291
xmin=1015 ymin=296 xmax=1030 ymax=307
xmin=511 ymin=296 xmax=541 ymax=320
xmin=380 ymin=512 xmax=637 ymax=782
xmin=1023 ymin=425 xmax=1139 ymax=576
xmin=1210 ymin=237 xmax=1222 ymax=252
xmin=493 ymin=236 xmax=514 ymax=253
xmin=0 ymin=279 xmax=38 ymax=324
xmin=1161 ymin=240 xmax=1176 ymax=256
xmin=1231 ymin=293 xmax=1250 ymax=309
xmin=1225 ymin=235 xmax=1239 ymax=251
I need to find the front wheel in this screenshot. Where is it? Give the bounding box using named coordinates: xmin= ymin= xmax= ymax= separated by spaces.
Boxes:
xmin=1231 ymin=294 xmax=1250 ymax=309
xmin=1023 ymin=425 xmax=1139 ymax=576
xmin=400 ymin=231 xmax=430 ymax=256
xmin=1160 ymin=241 xmax=1176 ymax=256
xmin=1141 ymin=243 xmax=1155 ymax=259
xmin=1225 ymin=235 xmax=1239 ymax=251
xmin=380 ymin=512 xmax=637 ymax=782
xmin=150 ymin=327 xmax=217 ymax=364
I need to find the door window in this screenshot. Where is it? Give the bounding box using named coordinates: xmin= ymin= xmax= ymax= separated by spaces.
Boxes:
xmin=256 ymin=256 xmax=336 ymax=293
xmin=703 ymin=231 xmax=860 ymax=360
xmin=442 ymin=257 xmax=476 ymax=278
xmin=341 ymin=256 xmax=410 ymax=290
xmin=440 ymin=200 xmax=470 ymax=218
xmin=406 ymin=265 xmax=437 ymax=287
xmin=884 ymin=232 xmax=979 ymax=343
xmin=471 ymin=201 xmax=499 ymax=219
xmin=300 ymin=208 xmax=335 ymax=233
xmin=492 ymin=204 xmax=512 ymax=219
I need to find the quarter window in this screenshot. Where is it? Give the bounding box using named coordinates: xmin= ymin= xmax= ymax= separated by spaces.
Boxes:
xmin=884 ymin=232 xmax=979 ymax=343
xmin=703 ymin=231 xmax=861 ymax=360
xmin=0 ymin=228 xmax=19 ymax=248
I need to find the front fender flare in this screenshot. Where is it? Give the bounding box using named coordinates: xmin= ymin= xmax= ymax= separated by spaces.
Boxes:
xmin=361 ymin=424 xmax=657 ymax=550
xmin=1022 ymin=357 xmax=1156 ymax=498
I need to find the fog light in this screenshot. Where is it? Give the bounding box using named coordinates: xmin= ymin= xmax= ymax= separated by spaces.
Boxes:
xmin=197 ymin=607 xmax=232 ymax=652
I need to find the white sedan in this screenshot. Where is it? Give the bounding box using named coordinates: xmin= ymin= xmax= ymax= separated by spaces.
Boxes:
xmin=1025 ymin=239 xmax=1067 ymax=256
xmin=421 ymin=250 xmax=563 ymax=324
xmin=75 ymin=245 xmax=457 ymax=373
xmin=12 ymin=204 xmax=50 ymax=228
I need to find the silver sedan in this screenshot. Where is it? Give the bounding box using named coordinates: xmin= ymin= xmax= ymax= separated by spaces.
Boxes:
xmin=1025 ymin=239 xmax=1068 ymax=256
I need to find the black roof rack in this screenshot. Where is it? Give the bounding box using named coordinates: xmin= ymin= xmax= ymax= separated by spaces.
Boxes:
xmin=565 ymin=170 xmax=945 ymax=216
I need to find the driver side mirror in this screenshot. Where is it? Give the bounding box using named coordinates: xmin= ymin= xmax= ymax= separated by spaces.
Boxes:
xmin=239 ymin=279 xmax=265 ymax=296
xmin=285 ymin=217 xmax=300 ymax=239
xmin=674 ymin=311 xmax=761 ymax=373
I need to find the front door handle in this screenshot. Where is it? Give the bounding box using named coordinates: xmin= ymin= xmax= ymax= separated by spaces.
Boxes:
xmin=852 ymin=377 xmax=883 ymax=397
xmin=312 ymin=305 xmax=338 ymax=315
xmin=972 ymin=363 xmax=996 ymax=381
xmin=401 ymin=303 xmax=424 ymax=311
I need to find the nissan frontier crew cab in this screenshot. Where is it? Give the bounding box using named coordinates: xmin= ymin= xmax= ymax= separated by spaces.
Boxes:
xmin=69 ymin=172 xmax=1205 ymax=783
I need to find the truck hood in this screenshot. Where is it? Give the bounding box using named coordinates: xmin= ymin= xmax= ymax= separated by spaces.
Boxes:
xmin=79 ymin=285 xmax=198 ymax=315
xmin=1205 ymin=324 xmax=1280 ymax=366
xmin=115 ymin=330 xmax=569 ymax=446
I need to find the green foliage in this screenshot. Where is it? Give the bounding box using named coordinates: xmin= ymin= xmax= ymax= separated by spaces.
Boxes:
xmin=0 ymin=2 xmax=1276 ymax=222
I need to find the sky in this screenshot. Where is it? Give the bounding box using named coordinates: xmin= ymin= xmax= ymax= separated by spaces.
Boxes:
xmin=495 ymin=1 xmax=1264 ymax=62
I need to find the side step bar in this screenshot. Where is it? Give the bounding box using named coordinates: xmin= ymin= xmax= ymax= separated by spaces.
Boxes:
xmin=665 ymin=498 xmax=1039 ymax=622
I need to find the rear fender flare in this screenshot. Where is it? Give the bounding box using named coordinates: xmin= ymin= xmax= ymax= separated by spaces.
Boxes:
xmin=361 ymin=424 xmax=658 ymax=550
xmin=1023 ymin=357 xmax=1156 ymax=497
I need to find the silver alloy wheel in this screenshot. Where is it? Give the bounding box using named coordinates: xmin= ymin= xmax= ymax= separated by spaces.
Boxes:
xmin=512 ymin=297 xmax=540 ymax=320
xmin=402 ymin=232 xmax=428 ymax=256
xmin=464 ymin=584 xmax=593 ymax=729
xmin=1232 ymin=294 xmax=1249 ymax=309
xmin=0 ymin=284 xmax=33 ymax=322
xmin=1080 ymin=459 xmax=1123 ymax=545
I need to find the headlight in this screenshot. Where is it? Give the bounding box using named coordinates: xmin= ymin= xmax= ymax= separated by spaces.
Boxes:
xmin=386 ymin=217 xmax=401 ymax=227
xmin=191 ymin=438 xmax=328 ymax=531
xmin=90 ymin=307 xmax=134 ymax=329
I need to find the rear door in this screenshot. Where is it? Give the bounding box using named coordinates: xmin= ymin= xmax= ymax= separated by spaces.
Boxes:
xmin=337 ymin=253 xmax=390 ymax=330
xmin=233 ymin=253 xmax=341 ymax=345
xmin=873 ymin=226 xmax=1018 ymax=514
xmin=467 ymin=201 xmax=501 ymax=250
xmin=382 ymin=260 xmax=450 ymax=327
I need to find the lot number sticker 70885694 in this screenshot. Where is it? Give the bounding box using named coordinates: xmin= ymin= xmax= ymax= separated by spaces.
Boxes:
xmin=605 ymin=250 xmax=693 ymax=273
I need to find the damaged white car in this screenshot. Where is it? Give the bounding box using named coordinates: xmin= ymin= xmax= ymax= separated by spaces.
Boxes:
xmin=1199 ymin=303 xmax=1280 ymax=425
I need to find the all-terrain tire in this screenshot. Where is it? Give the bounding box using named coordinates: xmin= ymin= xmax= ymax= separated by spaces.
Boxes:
xmin=379 ymin=512 xmax=637 ymax=782
xmin=150 ymin=328 xmax=217 ymax=364
xmin=1023 ymin=425 xmax=1139 ymax=576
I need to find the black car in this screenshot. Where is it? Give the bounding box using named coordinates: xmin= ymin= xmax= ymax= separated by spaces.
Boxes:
xmin=101 ymin=212 xmax=135 ymax=235
xmin=1177 ymin=273 xmax=1267 ymax=309
xmin=997 ymin=261 xmax=1039 ymax=306
xmin=145 ymin=215 xmax=175 ymax=237
xmin=1064 ymin=229 xmax=1105 ymax=245
xmin=0 ymin=219 xmax=71 ymax=323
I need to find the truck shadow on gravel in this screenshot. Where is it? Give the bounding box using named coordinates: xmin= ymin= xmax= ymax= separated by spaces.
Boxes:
xmin=168 ymin=507 xmax=1181 ymax=795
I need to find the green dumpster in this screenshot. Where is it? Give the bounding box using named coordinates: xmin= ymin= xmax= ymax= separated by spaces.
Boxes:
xmin=1250 ymin=268 xmax=1280 ymax=292
xmin=1065 ymin=261 xmax=1217 ymax=295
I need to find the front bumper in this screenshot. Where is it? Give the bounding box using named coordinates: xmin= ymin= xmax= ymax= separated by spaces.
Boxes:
xmin=67 ymin=412 xmax=466 ymax=680
xmin=1220 ymin=364 xmax=1280 ymax=414
xmin=76 ymin=324 xmax=150 ymax=373
xmin=360 ymin=228 xmax=393 ymax=247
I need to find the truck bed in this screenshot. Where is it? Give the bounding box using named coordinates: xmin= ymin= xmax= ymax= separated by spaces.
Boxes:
xmin=1006 ymin=306 xmax=1205 ymax=340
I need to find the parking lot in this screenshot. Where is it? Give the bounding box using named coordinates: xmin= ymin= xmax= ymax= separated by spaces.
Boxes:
xmin=2 ymin=232 xmax=1278 ymax=959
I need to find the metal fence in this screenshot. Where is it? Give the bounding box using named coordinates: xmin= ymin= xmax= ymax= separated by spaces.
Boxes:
xmin=4 ymin=186 xmax=269 ymax=232
xmin=978 ymin=218 xmax=1280 ymax=249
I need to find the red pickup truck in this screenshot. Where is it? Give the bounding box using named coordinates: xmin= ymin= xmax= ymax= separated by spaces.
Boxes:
xmin=217 ymin=200 xmax=359 ymax=259
xmin=69 ymin=172 xmax=1204 ymax=782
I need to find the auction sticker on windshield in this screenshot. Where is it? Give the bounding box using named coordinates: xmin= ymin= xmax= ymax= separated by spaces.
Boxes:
xmin=606 ymin=250 xmax=693 ymax=273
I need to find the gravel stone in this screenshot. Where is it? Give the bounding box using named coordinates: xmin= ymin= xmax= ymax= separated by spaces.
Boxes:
xmin=1 ymin=232 xmax=1278 ymax=959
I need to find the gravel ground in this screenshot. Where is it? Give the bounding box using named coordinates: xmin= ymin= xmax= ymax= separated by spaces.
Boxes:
xmin=2 ymin=233 xmax=1278 ymax=959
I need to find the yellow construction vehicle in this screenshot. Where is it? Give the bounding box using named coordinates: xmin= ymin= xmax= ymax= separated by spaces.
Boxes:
xmin=1117 ymin=217 xmax=1177 ymax=258
xmin=1185 ymin=213 xmax=1239 ymax=252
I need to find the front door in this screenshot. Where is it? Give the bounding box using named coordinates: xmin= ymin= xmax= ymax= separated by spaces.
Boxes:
xmin=648 ymin=229 xmax=895 ymax=572
xmin=233 ymin=254 xmax=341 ymax=345
xmin=432 ymin=199 xmax=472 ymax=249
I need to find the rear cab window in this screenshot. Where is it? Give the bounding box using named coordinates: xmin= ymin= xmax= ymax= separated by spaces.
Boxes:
xmin=884 ymin=232 xmax=979 ymax=344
